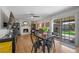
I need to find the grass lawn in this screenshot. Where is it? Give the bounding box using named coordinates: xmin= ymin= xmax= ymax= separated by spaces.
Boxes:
xmin=62 ymin=31 xmax=75 ymax=35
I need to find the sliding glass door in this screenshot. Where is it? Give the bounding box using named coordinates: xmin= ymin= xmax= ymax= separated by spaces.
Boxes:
xmin=61 ymin=16 xmax=76 ymax=53
xmin=53 ymin=16 xmax=76 ymax=53
xmin=53 ymin=19 xmax=62 ymax=52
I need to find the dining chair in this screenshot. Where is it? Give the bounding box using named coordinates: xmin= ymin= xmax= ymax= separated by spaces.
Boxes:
xmin=30 ymin=29 xmax=42 ymax=53
xmin=42 ymin=36 xmax=55 ymax=53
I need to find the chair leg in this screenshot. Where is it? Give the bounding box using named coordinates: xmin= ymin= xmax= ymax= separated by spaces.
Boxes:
xmin=47 ymin=47 xmax=50 ymax=53
xmin=34 ymin=47 xmax=37 ymax=53
xmin=42 ymin=45 xmax=45 ymax=53
xmin=30 ymin=35 xmax=33 ymax=44
xmin=31 ymin=45 xmax=38 ymax=53
xmin=31 ymin=45 xmax=33 ymax=53
xmin=53 ymin=40 xmax=56 ymax=53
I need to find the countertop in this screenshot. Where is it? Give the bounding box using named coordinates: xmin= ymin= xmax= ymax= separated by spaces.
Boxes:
xmin=0 ymin=37 xmax=13 ymax=43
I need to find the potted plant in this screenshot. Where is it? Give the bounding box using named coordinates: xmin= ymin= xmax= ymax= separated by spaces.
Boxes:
xmin=42 ymin=26 xmax=49 ymax=37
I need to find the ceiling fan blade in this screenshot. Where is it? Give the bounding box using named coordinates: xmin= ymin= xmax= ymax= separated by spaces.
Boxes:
xmin=33 ymin=15 xmax=40 ymax=17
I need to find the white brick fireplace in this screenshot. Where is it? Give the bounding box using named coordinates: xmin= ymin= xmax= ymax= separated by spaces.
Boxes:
xmin=19 ymin=20 xmax=31 ymax=35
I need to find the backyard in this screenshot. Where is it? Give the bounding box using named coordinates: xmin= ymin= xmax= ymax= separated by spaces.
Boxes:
xmin=62 ymin=31 xmax=75 ymax=36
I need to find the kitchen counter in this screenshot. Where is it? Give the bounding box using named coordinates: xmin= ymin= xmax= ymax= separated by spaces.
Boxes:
xmin=0 ymin=37 xmax=13 ymax=43
xmin=0 ymin=37 xmax=13 ymax=53
xmin=0 ymin=29 xmax=12 ymax=42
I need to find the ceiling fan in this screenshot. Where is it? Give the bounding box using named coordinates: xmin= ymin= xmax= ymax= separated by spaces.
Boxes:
xmin=29 ymin=13 xmax=40 ymax=18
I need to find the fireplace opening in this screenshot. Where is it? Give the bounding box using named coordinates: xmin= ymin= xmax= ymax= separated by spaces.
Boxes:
xmin=23 ymin=29 xmax=28 ymax=33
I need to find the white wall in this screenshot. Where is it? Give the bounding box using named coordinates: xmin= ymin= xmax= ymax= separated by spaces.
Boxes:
xmin=0 ymin=9 xmax=1 ymax=29
xmin=75 ymin=13 xmax=79 ymax=46
xmin=0 ymin=7 xmax=10 ymax=29
xmin=0 ymin=7 xmax=10 ymax=18
xmin=51 ymin=7 xmax=79 ymax=18
xmin=0 ymin=7 xmax=10 ymax=35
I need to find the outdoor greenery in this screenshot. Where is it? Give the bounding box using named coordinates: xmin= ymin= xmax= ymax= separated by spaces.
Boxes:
xmin=62 ymin=31 xmax=75 ymax=35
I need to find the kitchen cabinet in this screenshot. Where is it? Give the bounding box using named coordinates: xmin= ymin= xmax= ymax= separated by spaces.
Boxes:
xmin=0 ymin=41 xmax=12 ymax=53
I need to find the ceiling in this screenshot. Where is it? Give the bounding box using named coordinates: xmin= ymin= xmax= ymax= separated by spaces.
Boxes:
xmin=6 ymin=6 xmax=72 ymax=21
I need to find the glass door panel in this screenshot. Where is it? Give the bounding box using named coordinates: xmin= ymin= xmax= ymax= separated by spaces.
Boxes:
xmin=53 ymin=19 xmax=62 ymax=52
xmin=53 ymin=16 xmax=76 ymax=53
xmin=61 ymin=16 xmax=76 ymax=53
